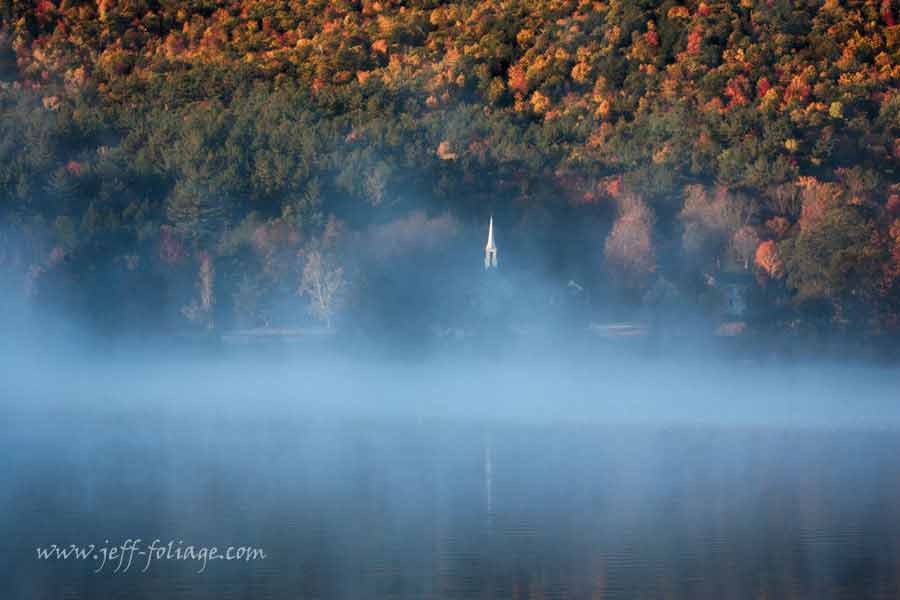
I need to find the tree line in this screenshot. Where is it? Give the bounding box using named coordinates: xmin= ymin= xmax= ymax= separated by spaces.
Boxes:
xmin=1 ymin=0 xmax=899 ymax=349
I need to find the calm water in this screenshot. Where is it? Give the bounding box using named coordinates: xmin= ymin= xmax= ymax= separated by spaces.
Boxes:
xmin=4 ymin=399 xmax=900 ymax=600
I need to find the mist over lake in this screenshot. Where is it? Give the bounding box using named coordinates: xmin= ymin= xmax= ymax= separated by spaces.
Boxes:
xmin=5 ymin=0 xmax=900 ymax=596
xmin=4 ymin=356 xmax=900 ymax=599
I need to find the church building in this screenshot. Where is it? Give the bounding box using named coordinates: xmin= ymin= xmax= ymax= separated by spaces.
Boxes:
xmin=484 ymin=216 xmax=498 ymax=270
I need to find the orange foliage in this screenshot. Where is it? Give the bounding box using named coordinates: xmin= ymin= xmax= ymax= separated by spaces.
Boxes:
xmin=507 ymin=63 xmax=527 ymax=94
xmin=783 ymin=74 xmax=810 ymax=104
xmin=754 ymin=240 xmax=784 ymax=279
xmin=436 ymin=140 xmax=458 ymax=160
xmin=667 ymin=6 xmax=690 ymax=18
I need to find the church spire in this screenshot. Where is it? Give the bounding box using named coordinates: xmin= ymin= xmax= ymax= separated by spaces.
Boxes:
xmin=484 ymin=216 xmax=498 ymax=270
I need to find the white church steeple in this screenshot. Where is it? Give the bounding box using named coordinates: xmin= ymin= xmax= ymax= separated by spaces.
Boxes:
xmin=484 ymin=216 xmax=498 ymax=270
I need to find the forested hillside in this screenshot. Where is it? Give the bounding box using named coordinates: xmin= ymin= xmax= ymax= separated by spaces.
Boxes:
xmin=2 ymin=0 xmax=900 ymax=346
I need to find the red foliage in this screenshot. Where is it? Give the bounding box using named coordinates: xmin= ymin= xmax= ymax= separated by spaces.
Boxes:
xmin=35 ymin=0 xmax=56 ymax=23
xmin=756 ymin=77 xmax=771 ymax=99
xmin=65 ymin=160 xmax=81 ymax=176
xmin=686 ymin=27 xmax=703 ymax=55
xmin=883 ymin=0 xmax=896 ymax=27
xmin=724 ymin=75 xmax=750 ymax=108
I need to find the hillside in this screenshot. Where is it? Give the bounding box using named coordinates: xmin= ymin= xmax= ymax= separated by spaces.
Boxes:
xmin=2 ymin=0 xmax=900 ymax=345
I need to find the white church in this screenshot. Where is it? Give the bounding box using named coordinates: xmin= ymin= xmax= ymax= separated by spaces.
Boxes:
xmin=484 ymin=216 xmax=498 ymax=270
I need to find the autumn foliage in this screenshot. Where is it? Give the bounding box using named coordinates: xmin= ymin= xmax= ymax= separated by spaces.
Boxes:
xmin=605 ymin=194 xmax=655 ymax=291
xmin=755 ymin=241 xmax=784 ymax=280
xmin=4 ymin=0 xmax=900 ymax=338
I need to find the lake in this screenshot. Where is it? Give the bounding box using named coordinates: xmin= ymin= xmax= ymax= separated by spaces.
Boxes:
xmin=3 ymin=359 xmax=900 ymax=599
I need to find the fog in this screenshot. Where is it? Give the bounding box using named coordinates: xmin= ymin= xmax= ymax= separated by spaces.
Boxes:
xmin=5 ymin=1 xmax=900 ymax=594
xmin=6 ymin=350 xmax=900 ymax=431
xmin=5 ymin=253 xmax=900 ymax=599
xmin=5 ymin=349 xmax=900 ymax=598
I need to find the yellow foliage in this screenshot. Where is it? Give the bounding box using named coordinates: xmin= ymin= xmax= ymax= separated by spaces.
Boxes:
xmin=571 ymin=62 xmax=591 ymax=83
xmin=829 ymin=101 xmax=843 ymax=118
xmin=530 ymin=91 xmax=550 ymax=113
xmin=516 ymin=29 xmax=534 ymax=47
